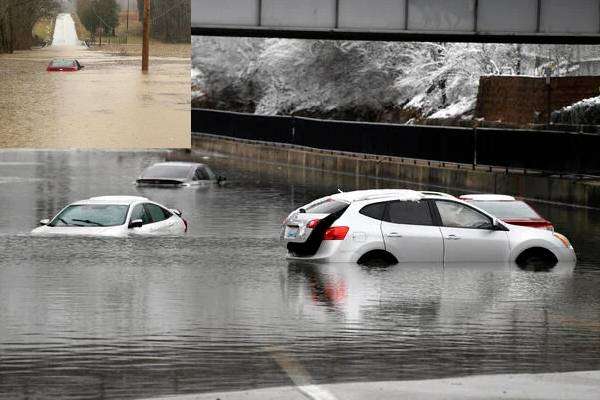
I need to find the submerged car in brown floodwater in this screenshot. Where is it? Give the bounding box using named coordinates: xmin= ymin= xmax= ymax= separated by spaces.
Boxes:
xmin=47 ymin=59 xmax=84 ymax=72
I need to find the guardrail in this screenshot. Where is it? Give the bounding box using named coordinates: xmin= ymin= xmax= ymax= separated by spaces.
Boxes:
xmin=192 ymin=108 xmax=600 ymax=177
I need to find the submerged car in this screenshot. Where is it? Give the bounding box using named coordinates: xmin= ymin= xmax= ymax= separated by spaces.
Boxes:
xmin=460 ymin=194 xmax=554 ymax=231
xmin=31 ymin=196 xmax=187 ymax=237
xmin=47 ymin=59 xmax=84 ymax=72
xmin=136 ymin=162 xmax=224 ymax=187
xmin=281 ymin=190 xmax=575 ymax=267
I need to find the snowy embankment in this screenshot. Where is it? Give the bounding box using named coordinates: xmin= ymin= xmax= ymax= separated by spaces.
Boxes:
xmin=51 ymin=13 xmax=82 ymax=47
xmin=192 ymin=38 xmax=534 ymax=123
xmin=552 ymin=96 xmax=600 ymax=125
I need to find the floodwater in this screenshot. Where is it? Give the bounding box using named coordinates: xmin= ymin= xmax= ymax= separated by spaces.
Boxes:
xmin=0 ymin=24 xmax=190 ymax=149
xmin=1 ymin=150 xmax=600 ymax=399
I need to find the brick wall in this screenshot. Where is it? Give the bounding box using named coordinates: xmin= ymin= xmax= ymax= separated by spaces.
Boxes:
xmin=476 ymin=76 xmax=600 ymax=125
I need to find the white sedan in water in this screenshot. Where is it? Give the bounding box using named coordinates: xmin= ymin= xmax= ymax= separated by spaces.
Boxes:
xmin=281 ymin=190 xmax=576 ymax=267
xmin=31 ymin=196 xmax=187 ymax=237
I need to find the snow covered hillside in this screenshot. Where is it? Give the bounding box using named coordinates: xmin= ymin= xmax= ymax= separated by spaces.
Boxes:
xmin=192 ymin=38 xmax=600 ymax=124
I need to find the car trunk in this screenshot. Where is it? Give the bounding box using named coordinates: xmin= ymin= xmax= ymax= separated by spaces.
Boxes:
xmin=284 ymin=205 xmax=349 ymax=257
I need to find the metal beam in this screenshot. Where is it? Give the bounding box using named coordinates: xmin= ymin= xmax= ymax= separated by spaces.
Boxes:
xmin=192 ymin=0 xmax=600 ymax=44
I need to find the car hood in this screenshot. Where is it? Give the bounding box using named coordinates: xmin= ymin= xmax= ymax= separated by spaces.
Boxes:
xmin=31 ymin=225 xmax=127 ymax=237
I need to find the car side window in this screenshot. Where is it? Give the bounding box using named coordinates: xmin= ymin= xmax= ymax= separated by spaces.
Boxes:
xmin=435 ymin=201 xmax=493 ymax=230
xmin=145 ymin=204 xmax=169 ymax=223
xmin=194 ymin=167 xmax=209 ymax=181
xmin=359 ymin=202 xmax=386 ymax=221
xmin=130 ymin=204 xmax=151 ymax=225
xmin=386 ymin=201 xmax=433 ymax=226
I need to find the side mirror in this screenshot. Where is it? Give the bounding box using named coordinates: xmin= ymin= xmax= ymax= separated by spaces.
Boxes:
xmin=40 ymin=219 xmax=50 ymax=226
xmin=170 ymin=209 xmax=182 ymax=217
xmin=128 ymin=219 xmax=143 ymax=229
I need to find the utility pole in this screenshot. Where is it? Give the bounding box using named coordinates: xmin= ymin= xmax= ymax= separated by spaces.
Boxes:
xmin=142 ymin=0 xmax=150 ymax=72
xmin=126 ymin=0 xmax=129 ymax=44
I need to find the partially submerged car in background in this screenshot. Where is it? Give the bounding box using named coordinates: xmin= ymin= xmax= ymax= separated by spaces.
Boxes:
xmin=460 ymin=194 xmax=554 ymax=231
xmin=47 ymin=59 xmax=84 ymax=72
xmin=136 ymin=162 xmax=224 ymax=187
xmin=31 ymin=196 xmax=187 ymax=237
xmin=281 ymin=190 xmax=575 ymax=268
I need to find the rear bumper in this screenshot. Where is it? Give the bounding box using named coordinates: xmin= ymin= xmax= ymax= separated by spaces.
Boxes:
xmin=286 ymin=240 xmax=358 ymax=263
xmin=553 ymin=246 xmax=577 ymax=263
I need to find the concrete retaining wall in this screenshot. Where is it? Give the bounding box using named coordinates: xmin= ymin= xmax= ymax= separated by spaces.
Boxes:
xmin=192 ymin=132 xmax=600 ymax=209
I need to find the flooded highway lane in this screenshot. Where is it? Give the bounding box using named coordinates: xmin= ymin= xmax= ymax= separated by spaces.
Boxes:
xmin=0 ymin=45 xmax=190 ymax=148
xmin=1 ymin=150 xmax=600 ymax=399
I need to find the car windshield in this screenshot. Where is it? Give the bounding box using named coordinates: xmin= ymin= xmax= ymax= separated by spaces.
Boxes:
xmin=304 ymin=199 xmax=348 ymax=214
xmin=140 ymin=165 xmax=191 ymax=179
xmin=471 ymin=201 xmax=540 ymax=219
xmin=49 ymin=204 xmax=129 ymax=227
xmin=50 ymin=59 xmax=75 ymax=68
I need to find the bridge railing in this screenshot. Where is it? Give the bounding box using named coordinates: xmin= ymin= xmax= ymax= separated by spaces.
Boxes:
xmin=192 ymin=108 xmax=600 ymax=177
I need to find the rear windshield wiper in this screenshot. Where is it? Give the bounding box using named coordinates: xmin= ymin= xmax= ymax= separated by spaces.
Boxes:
xmin=71 ymin=219 xmax=105 ymax=227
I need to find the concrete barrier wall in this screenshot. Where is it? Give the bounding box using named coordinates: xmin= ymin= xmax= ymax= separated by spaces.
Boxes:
xmin=192 ymin=132 xmax=600 ymax=208
xmin=476 ymin=75 xmax=600 ymax=125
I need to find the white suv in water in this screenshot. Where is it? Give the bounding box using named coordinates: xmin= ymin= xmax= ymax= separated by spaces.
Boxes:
xmin=281 ymin=190 xmax=576 ymax=267
xmin=31 ymin=196 xmax=187 ymax=237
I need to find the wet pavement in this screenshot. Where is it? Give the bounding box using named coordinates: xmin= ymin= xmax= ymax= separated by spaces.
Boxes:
xmin=0 ymin=41 xmax=190 ymax=148
xmin=0 ymin=150 xmax=600 ymax=399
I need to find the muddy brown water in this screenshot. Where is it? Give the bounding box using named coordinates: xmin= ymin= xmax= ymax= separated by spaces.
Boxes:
xmin=0 ymin=46 xmax=190 ymax=149
xmin=0 ymin=150 xmax=599 ymax=399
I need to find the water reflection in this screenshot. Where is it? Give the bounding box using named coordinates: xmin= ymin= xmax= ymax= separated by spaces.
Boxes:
xmin=0 ymin=150 xmax=600 ymax=399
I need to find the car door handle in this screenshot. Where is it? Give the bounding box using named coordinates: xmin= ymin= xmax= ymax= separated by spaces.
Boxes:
xmin=386 ymin=233 xmax=403 ymax=238
xmin=446 ymin=235 xmax=461 ymax=240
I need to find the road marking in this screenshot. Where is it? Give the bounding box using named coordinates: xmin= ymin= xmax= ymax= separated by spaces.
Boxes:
xmin=267 ymin=346 xmax=339 ymax=400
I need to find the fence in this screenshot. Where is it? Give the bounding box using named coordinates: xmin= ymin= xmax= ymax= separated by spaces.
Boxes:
xmin=192 ymin=108 xmax=600 ymax=177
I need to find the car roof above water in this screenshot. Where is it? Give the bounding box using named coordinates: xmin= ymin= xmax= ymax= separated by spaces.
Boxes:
xmin=149 ymin=162 xmax=206 ymax=168
xmin=75 ymin=196 xmax=150 ymax=205
xmin=460 ymin=194 xmax=517 ymax=201
xmin=329 ymin=189 xmax=425 ymax=204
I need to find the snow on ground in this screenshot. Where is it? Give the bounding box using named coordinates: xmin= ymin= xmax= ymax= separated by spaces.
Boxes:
xmin=430 ymin=97 xmax=476 ymax=119
xmin=552 ymin=95 xmax=600 ymax=125
xmin=51 ymin=13 xmax=82 ymax=47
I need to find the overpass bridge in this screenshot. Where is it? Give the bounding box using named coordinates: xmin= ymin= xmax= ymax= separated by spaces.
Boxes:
xmin=192 ymin=0 xmax=600 ymax=44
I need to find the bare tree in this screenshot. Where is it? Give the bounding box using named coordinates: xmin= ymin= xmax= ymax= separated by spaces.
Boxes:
xmin=136 ymin=0 xmax=190 ymax=43
xmin=0 ymin=0 xmax=59 ymax=53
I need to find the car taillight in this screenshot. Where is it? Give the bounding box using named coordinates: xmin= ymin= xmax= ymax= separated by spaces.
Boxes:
xmin=307 ymin=219 xmax=320 ymax=229
xmin=323 ymin=226 xmax=349 ymax=240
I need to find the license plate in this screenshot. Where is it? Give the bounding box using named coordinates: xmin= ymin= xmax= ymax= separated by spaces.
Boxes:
xmin=285 ymin=226 xmax=300 ymax=239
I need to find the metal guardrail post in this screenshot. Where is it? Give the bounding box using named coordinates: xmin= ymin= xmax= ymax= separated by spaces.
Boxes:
xmin=291 ymin=117 xmax=296 ymax=145
xmin=473 ymin=127 xmax=478 ymax=170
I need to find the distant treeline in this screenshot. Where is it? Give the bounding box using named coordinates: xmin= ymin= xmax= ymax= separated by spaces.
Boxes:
xmin=0 ymin=0 xmax=59 ymax=53
xmin=137 ymin=0 xmax=190 ymax=43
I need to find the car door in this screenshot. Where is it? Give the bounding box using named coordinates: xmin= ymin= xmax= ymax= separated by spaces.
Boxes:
xmin=380 ymin=200 xmax=444 ymax=263
xmin=129 ymin=203 xmax=153 ymax=234
xmin=434 ymin=200 xmax=510 ymax=263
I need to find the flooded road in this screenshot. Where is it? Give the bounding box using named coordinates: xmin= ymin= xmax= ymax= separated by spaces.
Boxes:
xmin=1 ymin=150 xmax=600 ymax=399
xmin=51 ymin=14 xmax=81 ymax=46
xmin=0 ymin=30 xmax=190 ymax=148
